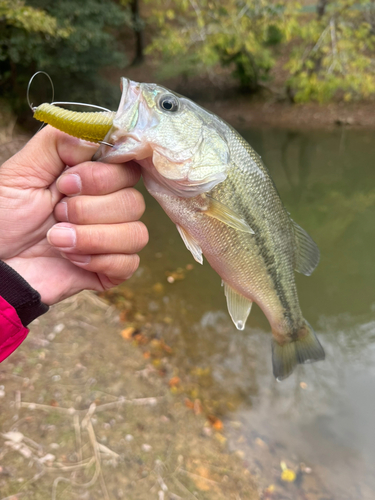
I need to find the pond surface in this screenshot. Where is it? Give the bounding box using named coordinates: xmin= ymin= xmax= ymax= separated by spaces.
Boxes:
xmin=128 ymin=127 xmax=375 ymax=499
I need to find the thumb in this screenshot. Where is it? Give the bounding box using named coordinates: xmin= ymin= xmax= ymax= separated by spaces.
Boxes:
xmin=0 ymin=126 xmax=98 ymax=189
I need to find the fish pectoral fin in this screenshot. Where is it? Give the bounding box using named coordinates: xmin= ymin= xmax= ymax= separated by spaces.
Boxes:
xmin=292 ymin=220 xmax=320 ymax=276
xmin=176 ymin=224 xmax=203 ymax=265
xmin=223 ymin=282 xmax=253 ymax=330
xmin=271 ymin=322 xmax=325 ymax=381
xmin=203 ymin=196 xmax=254 ymax=234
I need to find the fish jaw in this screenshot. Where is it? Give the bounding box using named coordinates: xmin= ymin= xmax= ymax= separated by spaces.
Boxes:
xmin=93 ymin=78 xmax=157 ymax=163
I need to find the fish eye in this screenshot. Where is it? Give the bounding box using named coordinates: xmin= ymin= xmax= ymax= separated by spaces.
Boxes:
xmin=159 ymin=94 xmax=179 ymax=112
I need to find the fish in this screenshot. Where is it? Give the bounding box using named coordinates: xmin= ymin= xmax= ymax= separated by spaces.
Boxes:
xmin=35 ymin=78 xmax=325 ymax=380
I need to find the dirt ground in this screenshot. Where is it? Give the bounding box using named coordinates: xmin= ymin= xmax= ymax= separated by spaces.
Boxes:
xmin=0 ymin=292 xmax=259 ymax=500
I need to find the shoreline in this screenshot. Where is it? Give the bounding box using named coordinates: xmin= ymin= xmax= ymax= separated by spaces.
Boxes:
xmin=193 ymin=97 xmax=375 ymax=131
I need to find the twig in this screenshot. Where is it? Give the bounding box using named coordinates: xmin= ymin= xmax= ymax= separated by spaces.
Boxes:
xmin=47 ymin=457 xmax=95 ymax=472
xmin=18 ymin=396 xmax=159 ymax=416
xmin=52 ymin=477 xmax=71 ymax=500
xmin=328 ymin=17 xmax=339 ymax=73
xmin=86 ymin=420 xmax=109 ymax=500
xmin=97 ymin=443 xmax=120 ymax=458
xmin=81 ymin=403 xmax=96 ymax=428
xmin=19 ymin=402 xmax=76 ymax=415
xmin=94 ymin=396 xmax=158 ymax=412
xmin=73 ymin=413 xmax=82 ymax=473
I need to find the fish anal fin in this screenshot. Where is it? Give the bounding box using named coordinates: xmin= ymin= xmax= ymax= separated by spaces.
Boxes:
xmin=176 ymin=224 xmax=203 ymax=265
xmin=292 ymin=220 xmax=320 ymax=276
xmin=203 ymin=196 xmax=254 ymax=234
xmin=272 ymin=322 xmax=325 ymax=381
xmin=223 ymin=282 xmax=253 ymax=330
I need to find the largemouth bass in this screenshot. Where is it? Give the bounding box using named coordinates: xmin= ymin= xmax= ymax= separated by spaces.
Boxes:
xmin=87 ymin=78 xmax=324 ymax=380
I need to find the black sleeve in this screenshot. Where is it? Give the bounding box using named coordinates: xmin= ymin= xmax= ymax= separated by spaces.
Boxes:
xmin=0 ymin=261 xmax=49 ymax=327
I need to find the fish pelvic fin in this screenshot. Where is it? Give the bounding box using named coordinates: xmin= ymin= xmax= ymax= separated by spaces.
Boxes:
xmin=271 ymin=322 xmax=325 ymax=381
xmin=223 ymin=282 xmax=253 ymax=330
xmin=176 ymin=224 xmax=203 ymax=264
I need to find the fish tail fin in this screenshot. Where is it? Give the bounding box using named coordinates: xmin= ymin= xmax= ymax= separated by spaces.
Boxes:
xmin=271 ymin=322 xmax=325 ymax=381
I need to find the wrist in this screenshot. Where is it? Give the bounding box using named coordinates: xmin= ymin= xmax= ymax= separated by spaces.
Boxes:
xmin=0 ymin=261 xmax=49 ymax=326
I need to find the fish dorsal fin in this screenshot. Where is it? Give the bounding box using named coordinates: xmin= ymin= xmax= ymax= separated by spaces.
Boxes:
xmin=292 ymin=220 xmax=320 ymax=276
xmin=203 ymin=196 xmax=254 ymax=234
xmin=223 ymin=282 xmax=253 ymax=330
xmin=176 ymin=224 xmax=203 ymax=265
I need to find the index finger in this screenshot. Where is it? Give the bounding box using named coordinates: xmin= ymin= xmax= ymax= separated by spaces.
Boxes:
xmin=56 ymin=161 xmax=141 ymax=196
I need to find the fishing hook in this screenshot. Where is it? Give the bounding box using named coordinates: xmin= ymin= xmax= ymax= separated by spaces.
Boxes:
xmin=27 ymin=71 xmax=54 ymax=112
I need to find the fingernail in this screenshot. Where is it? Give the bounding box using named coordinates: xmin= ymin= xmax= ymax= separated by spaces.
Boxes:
xmin=57 ymin=173 xmax=82 ymax=195
xmin=61 ymin=253 xmax=91 ymax=265
xmin=47 ymin=225 xmax=76 ymax=248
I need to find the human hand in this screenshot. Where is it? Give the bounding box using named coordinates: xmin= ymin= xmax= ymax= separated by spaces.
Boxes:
xmin=0 ymin=126 xmax=148 ymax=305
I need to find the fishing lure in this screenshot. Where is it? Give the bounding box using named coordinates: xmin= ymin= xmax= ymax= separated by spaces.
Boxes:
xmin=28 ymin=71 xmax=115 ymax=144
xmin=33 ymin=103 xmax=115 ymax=143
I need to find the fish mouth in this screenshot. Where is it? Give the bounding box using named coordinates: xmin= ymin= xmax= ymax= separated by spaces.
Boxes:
xmin=92 ymin=77 xmax=141 ymax=162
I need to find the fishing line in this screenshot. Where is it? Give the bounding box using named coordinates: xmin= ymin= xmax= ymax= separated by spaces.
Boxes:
xmin=27 ymin=72 xmax=112 ymax=113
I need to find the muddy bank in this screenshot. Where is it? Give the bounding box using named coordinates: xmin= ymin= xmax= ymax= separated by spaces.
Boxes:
xmin=0 ymin=292 xmax=259 ymax=500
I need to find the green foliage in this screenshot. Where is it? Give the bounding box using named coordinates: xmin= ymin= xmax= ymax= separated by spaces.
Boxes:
xmin=284 ymin=0 xmax=375 ymax=102
xmin=0 ymin=0 xmax=131 ymax=112
xmin=147 ymin=0 xmax=285 ymax=92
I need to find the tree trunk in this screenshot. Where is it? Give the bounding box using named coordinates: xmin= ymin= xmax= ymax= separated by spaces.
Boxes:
xmin=131 ymin=0 xmax=144 ymax=65
xmin=316 ymin=0 xmax=329 ymax=19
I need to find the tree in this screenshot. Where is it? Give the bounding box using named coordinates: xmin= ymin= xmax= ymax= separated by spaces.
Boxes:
xmin=284 ymin=0 xmax=375 ymax=102
xmin=147 ymin=0 xmax=284 ymax=92
xmin=0 ymin=0 xmax=132 ymax=112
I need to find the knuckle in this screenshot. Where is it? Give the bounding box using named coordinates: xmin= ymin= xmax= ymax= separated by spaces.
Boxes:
xmin=132 ymin=221 xmax=149 ymax=249
xmin=122 ymin=188 xmax=145 ymax=218
xmin=125 ymin=254 xmax=140 ymax=277
xmin=79 ymin=225 xmax=98 ymax=251
xmin=69 ymin=196 xmax=86 ymax=223
xmin=88 ymin=164 xmax=112 ymax=192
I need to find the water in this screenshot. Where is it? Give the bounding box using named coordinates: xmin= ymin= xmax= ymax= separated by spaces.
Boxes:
xmin=129 ymin=127 xmax=375 ymax=499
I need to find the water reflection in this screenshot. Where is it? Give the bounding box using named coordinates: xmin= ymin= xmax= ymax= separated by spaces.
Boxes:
xmin=129 ymin=127 xmax=375 ymax=499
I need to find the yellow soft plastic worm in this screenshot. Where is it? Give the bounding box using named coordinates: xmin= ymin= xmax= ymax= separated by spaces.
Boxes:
xmin=33 ymin=103 xmax=116 ymax=143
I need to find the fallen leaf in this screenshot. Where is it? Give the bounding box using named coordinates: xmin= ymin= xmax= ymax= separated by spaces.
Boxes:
xmin=169 ymin=376 xmax=181 ymax=388
xmin=193 ymin=399 xmax=202 ymax=415
xmin=121 ymin=327 xmax=136 ymax=340
xmin=207 ymin=415 xmax=223 ymax=431
xmin=281 ymin=469 xmax=296 ymax=482
xmin=185 ymin=398 xmax=194 ymax=409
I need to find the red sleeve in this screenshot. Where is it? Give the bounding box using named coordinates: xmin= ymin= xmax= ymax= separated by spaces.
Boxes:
xmin=0 ymin=296 xmax=29 ymax=363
